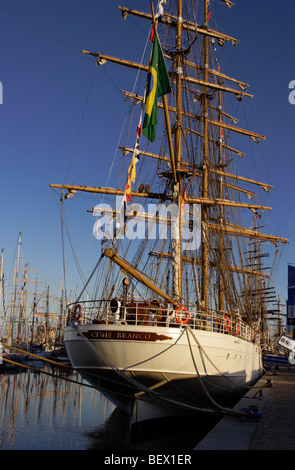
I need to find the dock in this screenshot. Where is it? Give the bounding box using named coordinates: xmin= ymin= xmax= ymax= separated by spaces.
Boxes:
xmin=195 ymin=366 xmax=295 ymax=450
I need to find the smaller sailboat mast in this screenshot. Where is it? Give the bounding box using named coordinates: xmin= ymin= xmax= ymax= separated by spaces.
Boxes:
xmin=10 ymin=231 xmax=22 ymax=342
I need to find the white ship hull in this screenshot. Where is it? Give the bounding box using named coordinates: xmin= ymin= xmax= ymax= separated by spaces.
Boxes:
xmin=64 ymin=321 xmax=263 ymax=414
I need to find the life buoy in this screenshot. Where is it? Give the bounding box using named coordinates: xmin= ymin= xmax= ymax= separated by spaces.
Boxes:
xmin=236 ymin=322 xmax=240 ymax=335
xmin=224 ymin=314 xmax=230 ymax=332
xmin=175 ymin=306 xmax=190 ymax=325
xmin=71 ymin=304 xmax=82 ymax=321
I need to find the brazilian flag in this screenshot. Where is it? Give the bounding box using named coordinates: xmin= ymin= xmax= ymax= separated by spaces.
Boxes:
xmin=143 ymin=32 xmax=171 ymax=142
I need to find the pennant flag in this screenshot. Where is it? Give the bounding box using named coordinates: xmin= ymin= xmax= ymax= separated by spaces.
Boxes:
xmin=126 ymin=112 xmax=142 ymax=200
xmin=125 ymin=152 xmax=139 ymax=202
xmin=143 ymin=31 xmax=171 ymax=142
xmin=182 ymin=184 xmax=187 ymax=204
xmin=207 ymin=0 xmax=211 ymax=21
xmin=129 ymin=154 xmax=137 ymax=184
xmin=150 ymin=0 xmax=166 ymax=42
xmin=125 ymin=171 xmax=132 ymax=203
xmin=114 ymin=112 xmax=142 ymax=242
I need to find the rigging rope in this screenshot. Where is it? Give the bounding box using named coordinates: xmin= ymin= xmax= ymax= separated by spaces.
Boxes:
xmin=63 ymin=65 xmax=97 ymax=184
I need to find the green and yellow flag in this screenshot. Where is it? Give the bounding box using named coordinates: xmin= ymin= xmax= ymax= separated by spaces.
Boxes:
xmin=143 ymin=32 xmax=171 ymax=142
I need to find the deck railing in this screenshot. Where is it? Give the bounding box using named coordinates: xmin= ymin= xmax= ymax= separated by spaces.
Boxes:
xmin=67 ymin=299 xmax=257 ymax=343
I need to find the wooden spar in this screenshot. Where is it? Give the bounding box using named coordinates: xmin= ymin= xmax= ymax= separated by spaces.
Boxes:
xmin=50 ymin=183 xmax=166 ymax=200
xmin=182 ymin=58 xmax=249 ymax=90
xmin=122 ymin=131 xmax=245 ymax=158
xmin=208 ymin=222 xmax=288 ymax=245
xmin=149 ymin=250 xmax=270 ymax=277
xmin=89 ymin=205 xmax=288 ymax=245
xmin=186 ymin=128 xmax=245 ymax=157
xmin=220 ymin=0 xmax=235 ymax=7
xmin=118 ymin=6 xmax=239 ymax=45
xmin=82 ymin=50 xmax=253 ymax=98
xmin=84 ymin=49 xmax=253 ymax=100
xmin=119 ymin=145 xmax=170 ymax=163
xmin=82 ymin=50 xmax=148 ymax=71
xmin=103 ymin=248 xmax=178 ymax=305
xmin=208 ymin=103 xmax=238 ymax=124
xmin=207 ymin=119 xmax=266 ymax=141
xmin=186 ymin=196 xmax=272 ymax=211
xmin=183 ymin=75 xmax=253 ymax=99
xmin=122 ymin=91 xmax=266 ymax=141
xmin=49 ymin=183 xmax=272 ymax=212
xmin=119 ymin=146 xmax=256 ymax=197
xmin=119 ymin=143 xmax=271 ymax=191
xmin=210 ymin=168 xmax=273 ymax=191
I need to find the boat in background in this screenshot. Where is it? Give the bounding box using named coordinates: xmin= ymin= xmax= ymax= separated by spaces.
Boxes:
xmin=0 ymin=232 xmax=67 ymax=364
xmin=50 ymin=0 xmax=288 ymax=417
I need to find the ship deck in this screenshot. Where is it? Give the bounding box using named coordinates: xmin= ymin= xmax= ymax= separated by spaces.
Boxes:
xmin=195 ymin=365 xmax=295 ymax=450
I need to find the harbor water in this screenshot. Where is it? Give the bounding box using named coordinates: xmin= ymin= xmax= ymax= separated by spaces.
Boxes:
xmin=0 ymin=361 xmax=116 ymax=450
xmin=0 ymin=359 xmax=221 ymax=451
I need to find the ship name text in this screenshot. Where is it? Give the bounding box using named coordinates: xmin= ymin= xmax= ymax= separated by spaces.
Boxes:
xmin=85 ymin=330 xmax=172 ymax=342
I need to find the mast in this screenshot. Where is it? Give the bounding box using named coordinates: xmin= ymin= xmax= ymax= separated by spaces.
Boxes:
xmin=45 ymin=284 xmax=50 ymax=349
xmin=31 ymin=292 xmax=37 ymax=348
xmin=10 ymin=231 xmax=22 ymax=342
xmin=149 ymin=0 xmax=181 ymax=301
xmin=201 ymin=0 xmax=210 ymax=308
xmin=17 ymin=262 xmax=28 ymax=344
xmin=218 ymin=77 xmax=225 ymax=311
xmin=171 ymin=0 xmax=183 ymax=301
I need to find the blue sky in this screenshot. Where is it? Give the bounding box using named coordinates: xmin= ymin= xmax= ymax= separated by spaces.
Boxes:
xmin=0 ymin=0 xmax=295 ymax=315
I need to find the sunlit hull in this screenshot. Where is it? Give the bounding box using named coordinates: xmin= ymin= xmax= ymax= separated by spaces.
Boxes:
xmin=64 ymin=321 xmax=263 ymax=414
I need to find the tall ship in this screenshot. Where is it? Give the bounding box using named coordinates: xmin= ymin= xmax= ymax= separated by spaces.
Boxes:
xmin=50 ymin=0 xmax=288 ymax=416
